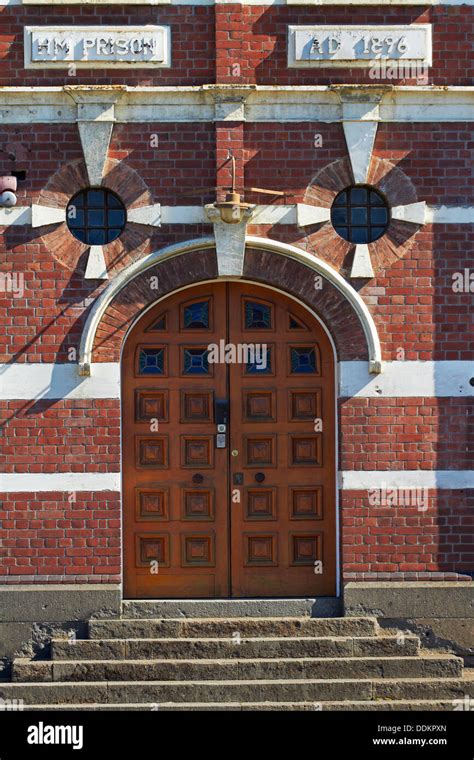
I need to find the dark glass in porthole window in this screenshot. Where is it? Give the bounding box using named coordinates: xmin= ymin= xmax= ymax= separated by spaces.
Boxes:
xmin=66 ymin=188 xmax=127 ymax=245
xmin=331 ymin=186 xmax=389 ymax=244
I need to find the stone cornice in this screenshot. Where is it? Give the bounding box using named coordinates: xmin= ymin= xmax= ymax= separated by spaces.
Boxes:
xmin=0 ymin=85 xmax=473 ymax=124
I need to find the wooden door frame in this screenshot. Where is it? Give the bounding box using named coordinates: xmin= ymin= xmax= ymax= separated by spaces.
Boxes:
xmin=120 ymin=279 xmax=340 ymax=600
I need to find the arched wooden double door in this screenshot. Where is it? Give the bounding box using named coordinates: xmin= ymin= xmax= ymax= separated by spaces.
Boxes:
xmin=122 ymin=282 xmax=336 ymax=598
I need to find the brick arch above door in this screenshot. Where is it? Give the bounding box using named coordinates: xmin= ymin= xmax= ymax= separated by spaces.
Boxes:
xmin=78 ymin=236 xmax=382 ymax=376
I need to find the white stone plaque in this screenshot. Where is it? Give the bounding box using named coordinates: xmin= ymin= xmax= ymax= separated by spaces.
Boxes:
xmin=24 ymin=26 xmax=171 ymax=68
xmin=288 ymin=25 xmax=432 ymax=67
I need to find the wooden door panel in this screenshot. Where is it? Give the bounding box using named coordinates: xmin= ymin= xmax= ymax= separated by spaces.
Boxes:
xmin=228 ymin=284 xmax=336 ymax=597
xmin=122 ymin=283 xmax=229 ymax=598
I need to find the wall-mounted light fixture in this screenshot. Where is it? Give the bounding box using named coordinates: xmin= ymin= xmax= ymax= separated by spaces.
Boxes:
xmin=0 ymin=176 xmax=18 ymax=207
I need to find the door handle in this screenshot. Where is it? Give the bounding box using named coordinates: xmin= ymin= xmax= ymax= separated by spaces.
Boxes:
xmin=215 ymin=399 xmax=228 ymax=448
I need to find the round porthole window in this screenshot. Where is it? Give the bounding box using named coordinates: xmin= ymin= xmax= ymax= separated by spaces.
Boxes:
xmin=331 ymin=185 xmax=389 ymax=244
xmin=66 ymin=188 xmax=127 ymax=245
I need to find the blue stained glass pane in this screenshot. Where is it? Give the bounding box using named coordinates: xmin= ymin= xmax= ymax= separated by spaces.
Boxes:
xmin=351 ymin=187 xmax=367 ymax=204
xmin=139 ymin=348 xmax=165 ymax=375
xmin=370 ymin=191 xmax=384 ymax=206
xmin=351 ymin=227 xmax=368 ymax=244
xmin=184 ymin=348 xmax=209 ymax=375
xmin=108 ymin=210 xmax=126 ymax=226
xmin=88 ymin=229 xmax=106 ymax=245
xmin=184 ymin=301 xmax=209 ymax=329
xmin=370 ymin=207 xmax=388 ymax=224
xmin=334 ymin=191 xmax=346 ymax=206
xmin=245 ymin=301 xmax=272 ymax=329
xmin=68 ymin=209 xmax=84 ymax=227
xmin=351 ymin=207 xmax=367 ymax=225
xmin=108 ymin=195 xmax=122 ymax=208
xmin=87 ymin=190 xmax=104 ymax=207
xmin=291 ymin=347 xmax=317 ymax=374
xmin=246 ymin=347 xmax=272 ymax=374
xmin=87 ymin=209 xmax=105 ymax=227
xmin=331 ymin=207 xmax=347 ymax=225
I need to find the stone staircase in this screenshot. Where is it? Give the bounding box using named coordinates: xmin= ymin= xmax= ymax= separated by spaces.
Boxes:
xmin=2 ymin=603 xmax=473 ymax=710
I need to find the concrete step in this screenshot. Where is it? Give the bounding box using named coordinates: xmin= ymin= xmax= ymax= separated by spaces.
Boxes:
xmin=51 ymin=634 xmax=421 ymax=661
xmin=18 ymin=699 xmax=465 ymax=711
xmin=121 ymin=598 xmax=341 ymax=619
xmin=12 ymin=654 xmax=463 ymax=683
xmin=1 ymin=675 xmax=473 ymax=704
xmin=88 ymin=616 xmax=379 ymax=640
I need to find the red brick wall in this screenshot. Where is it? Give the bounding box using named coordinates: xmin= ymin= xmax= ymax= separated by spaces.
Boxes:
xmin=0 ymin=492 xmax=121 ymax=582
xmin=0 ymin=400 xmax=121 ymax=473
xmin=0 ymin=6 xmax=215 ymax=86
xmin=339 ymin=398 xmax=474 ymax=471
xmin=342 ymin=489 xmax=474 ymax=580
xmin=2 ymin=4 xmax=472 ymax=88
xmin=217 ymin=5 xmax=473 ymax=85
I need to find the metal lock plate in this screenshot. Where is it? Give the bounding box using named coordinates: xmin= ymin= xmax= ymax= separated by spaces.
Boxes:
xmin=216 ymin=433 xmax=226 ymax=448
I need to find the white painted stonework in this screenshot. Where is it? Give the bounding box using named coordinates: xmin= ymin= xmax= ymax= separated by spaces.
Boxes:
xmin=426 ymin=206 xmax=474 ymax=224
xmin=288 ymin=25 xmax=432 ymax=67
xmin=339 ymin=361 xmax=474 ymax=398
xmin=0 ymin=87 xmax=473 ymax=125
xmin=84 ymin=245 xmax=108 ymax=280
xmin=296 ymin=204 xmax=331 ymax=227
xmin=343 ymin=120 xmax=378 ymax=184
xmin=24 ymin=26 xmax=171 ymax=68
xmin=31 ymin=204 xmax=66 ymax=227
xmin=128 ymin=204 xmax=162 ymax=226
xmin=391 ymin=201 xmax=426 ymax=225
xmin=0 ymin=362 xmax=121 ymax=400
xmin=0 ymin=207 xmax=32 ymax=225
xmin=1 ymin=473 xmax=121 ymax=493
xmin=3 ymin=204 xmax=473 ymax=230
xmin=1 ymin=470 xmax=472 ymax=493
xmin=78 ymin=121 xmax=114 ymax=186
xmin=205 ymin=206 xmax=255 ymax=277
xmin=1 ymin=362 xmax=472 ymax=400
xmin=350 ymin=243 xmax=374 ymax=279
xmin=340 ymin=471 xmax=474 ymax=490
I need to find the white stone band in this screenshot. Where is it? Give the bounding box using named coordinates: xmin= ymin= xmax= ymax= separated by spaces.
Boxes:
xmin=2 ymin=204 xmax=474 ymax=227
xmin=1 ymin=470 xmax=472 ymax=493
xmin=0 ymin=361 xmax=472 ymax=399
xmin=340 ymin=471 xmax=474 ymax=490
